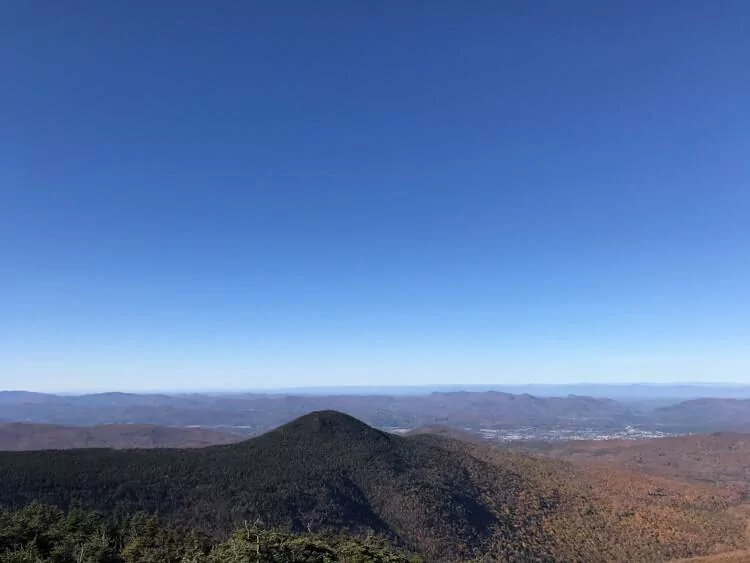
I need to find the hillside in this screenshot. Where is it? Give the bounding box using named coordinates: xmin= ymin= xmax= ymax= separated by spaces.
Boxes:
xmin=515 ymin=432 xmax=750 ymax=494
xmin=0 ymin=422 xmax=240 ymax=451
xmin=0 ymin=411 xmax=747 ymax=561
xmin=403 ymin=424 xmax=485 ymax=443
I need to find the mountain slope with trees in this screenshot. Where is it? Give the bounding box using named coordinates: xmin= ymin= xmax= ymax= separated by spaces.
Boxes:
xmin=513 ymin=432 xmax=750 ymax=494
xmin=0 ymin=503 xmax=414 ymax=562
xmin=0 ymin=411 xmax=747 ymax=561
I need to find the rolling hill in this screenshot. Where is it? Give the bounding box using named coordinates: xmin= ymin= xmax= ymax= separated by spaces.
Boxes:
xmin=514 ymin=432 xmax=750 ymax=494
xmin=0 ymin=411 xmax=748 ymax=561
xmin=0 ymin=422 xmax=240 ymax=450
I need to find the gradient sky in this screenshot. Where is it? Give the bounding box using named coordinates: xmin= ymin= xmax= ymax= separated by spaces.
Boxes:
xmin=2 ymin=1 xmax=749 ymax=391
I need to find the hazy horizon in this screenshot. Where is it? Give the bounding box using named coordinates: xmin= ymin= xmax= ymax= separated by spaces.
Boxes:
xmin=3 ymin=2 xmax=749 ymax=390
xmin=5 ymin=381 xmax=750 ymax=396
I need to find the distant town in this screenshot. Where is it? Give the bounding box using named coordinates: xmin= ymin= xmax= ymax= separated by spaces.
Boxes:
xmin=390 ymin=425 xmax=679 ymax=442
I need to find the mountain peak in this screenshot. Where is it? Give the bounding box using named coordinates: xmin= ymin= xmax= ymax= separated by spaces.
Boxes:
xmin=275 ymin=410 xmax=389 ymax=441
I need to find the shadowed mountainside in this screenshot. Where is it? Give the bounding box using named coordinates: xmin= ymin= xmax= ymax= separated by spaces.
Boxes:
xmin=403 ymin=424 xmax=485 ymax=442
xmin=0 ymin=411 xmax=747 ymax=561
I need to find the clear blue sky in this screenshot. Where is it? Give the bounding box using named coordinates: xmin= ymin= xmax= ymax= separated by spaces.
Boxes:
xmin=2 ymin=1 xmax=749 ymax=391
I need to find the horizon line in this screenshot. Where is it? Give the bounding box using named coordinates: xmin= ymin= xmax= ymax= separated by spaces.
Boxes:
xmin=3 ymin=381 xmax=750 ymax=395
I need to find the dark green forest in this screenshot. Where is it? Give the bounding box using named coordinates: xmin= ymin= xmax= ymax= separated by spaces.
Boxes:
xmin=0 ymin=503 xmax=414 ymax=562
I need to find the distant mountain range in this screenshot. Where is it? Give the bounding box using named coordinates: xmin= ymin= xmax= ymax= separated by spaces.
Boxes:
xmin=2 ymin=389 xmax=750 ymax=436
xmin=255 ymin=382 xmax=750 ymax=399
xmin=0 ymin=389 xmax=635 ymax=432
xmin=15 ymin=382 xmax=750 ymax=398
xmin=0 ymin=411 xmax=747 ymax=561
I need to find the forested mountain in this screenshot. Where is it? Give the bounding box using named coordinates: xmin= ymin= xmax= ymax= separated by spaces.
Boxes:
xmin=0 ymin=423 xmax=241 ymax=451
xmin=0 ymin=411 xmax=748 ymax=561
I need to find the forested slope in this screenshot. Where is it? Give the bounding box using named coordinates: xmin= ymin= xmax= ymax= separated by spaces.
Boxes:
xmin=0 ymin=503 xmax=413 ymax=562
xmin=0 ymin=411 xmax=747 ymax=561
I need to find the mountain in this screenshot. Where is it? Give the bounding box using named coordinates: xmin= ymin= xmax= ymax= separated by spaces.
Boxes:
xmin=0 ymin=411 xmax=747 ymax=561
xmin=649 ymin=399 xmax=750 ymax=432
xmin=0 ymin=422 xmax=240 ymax=450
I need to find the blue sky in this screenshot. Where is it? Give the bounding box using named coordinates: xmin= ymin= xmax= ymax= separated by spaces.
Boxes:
xmin=2 ymin=1 xmax=749 ymax=391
